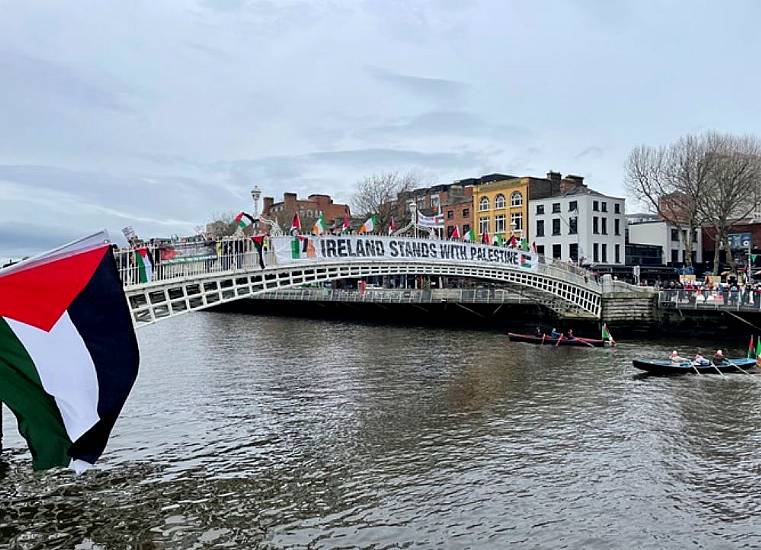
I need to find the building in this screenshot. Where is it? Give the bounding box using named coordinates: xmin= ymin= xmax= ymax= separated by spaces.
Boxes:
xmin=443 ymin=194 xmax=473 ymax=238
xmin=702 ymin=221 xmax=761 ymax=269
xmin=626 ymin=215 xmax=702 ymax=266
xmin=262 ymin=192 xmax=350 ymax=230
xmin=532 ymin=187 xmax=626 ymax=266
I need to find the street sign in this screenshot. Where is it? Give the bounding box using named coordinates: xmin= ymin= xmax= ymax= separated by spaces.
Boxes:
xmin=728 ymin=233 xmax=752 ymax=250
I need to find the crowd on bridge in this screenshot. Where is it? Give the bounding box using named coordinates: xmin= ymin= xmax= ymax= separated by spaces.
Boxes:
xmin=659 ymin=278 xmax=761 ymax=308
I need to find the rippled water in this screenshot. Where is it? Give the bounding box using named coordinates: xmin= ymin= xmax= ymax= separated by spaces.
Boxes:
xmin=3 ymin=313 xmax=761 ymax=548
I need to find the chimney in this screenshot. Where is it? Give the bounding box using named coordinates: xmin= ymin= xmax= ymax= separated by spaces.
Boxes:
xmin=283 ymin=192 xmax=297 ymax=207
xmin=560 ymin=175 xmax=586 ymax=193
xmin=263 ymin=196 xmax=274 ymax=214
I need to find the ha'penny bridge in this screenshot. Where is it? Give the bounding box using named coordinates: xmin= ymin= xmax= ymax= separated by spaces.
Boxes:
xmin=117 ymin=235 xmax=658 ymax=327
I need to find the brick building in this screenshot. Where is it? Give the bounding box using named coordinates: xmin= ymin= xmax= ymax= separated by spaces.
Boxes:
xmin=262 ymin=193 xmax=350 ymax=230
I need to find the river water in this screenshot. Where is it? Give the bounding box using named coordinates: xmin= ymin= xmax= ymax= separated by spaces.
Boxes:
xmin=2 ymin=313 xmax=761 ymax=549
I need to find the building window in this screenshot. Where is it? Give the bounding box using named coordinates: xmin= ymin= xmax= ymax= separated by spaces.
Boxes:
xmin=431 ymin=196 xmax=440 ymax=210
xmin=570 ymin=243 xmax=579 ymax=262
xmin=614 ymin=203 xmax=620 ymax=214
xmin=552 ymin=244 xmax=562 ymax=259
xmin=463 ymin=223 xmax=471 ymax=234
xmin=463 ymin=208 xmax=469 ymax=218
xmin=536 ymin=245 xmax=545 ymax=255
xmin=569 ymin=217 xmax=578 ymax=235
xmin=601 ymin=244 xmax=608 ymax=263
xmin=593 ymin=201 xmax=599 ymax=212
xmin=511 ymin=212 xmax=523 ymax=231
xmin=495 ymin=194 xmax=506 ymax=209
xmin=615 ymin=244 xmax=620 ymax=264
xmin=593 ymin=243 xmax=599 ymax=263
xmin=568 ymin=201 xmax=578 ymax=213
xmin=495 ymin=215 xmax=506 ymax=234
xmin=552 ymin=203 xmax=561 ymax=213
xmin=510 ymin=191 xmax=523 ymax=207
xmin=479 ymin=197 xmax=489 ymax=211
xmin=671 ymin=228 xmax=680 ymax=241
xmin=614 ymin=219 xmax=620 ymax=236
xmin=536 ymin=220 xmax=545 ymax=237
xmin=536 ymin=204 xmax=545 ymax=215
xmin=552 ymin=218 xmax=561 ymax=236
xmin=601 ymin=202 xmax=607 ymax=213
xmin=601 ymin=218 xmax=607 ymax=235
xmin=671 ymin=249 xmax=679 ymax=264
xmin=593 ymin=217 xmax=599 ymax=234
xmin=479 ymin=217 xmax=489 ymax=235
xmin=447 ymin=210 xmax=454 ymax=219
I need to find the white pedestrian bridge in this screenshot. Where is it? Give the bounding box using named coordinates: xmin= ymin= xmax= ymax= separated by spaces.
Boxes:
xmin=118 ymin=235 xmax=604 ymax=326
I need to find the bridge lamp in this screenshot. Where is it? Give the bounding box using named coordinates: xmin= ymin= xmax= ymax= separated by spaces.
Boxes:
xmin=250 ymin=186 xmax=261 ymax=217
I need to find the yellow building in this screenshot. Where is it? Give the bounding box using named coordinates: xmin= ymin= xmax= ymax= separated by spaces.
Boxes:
xmin=471 ymin=178 xmax=529 ymax=242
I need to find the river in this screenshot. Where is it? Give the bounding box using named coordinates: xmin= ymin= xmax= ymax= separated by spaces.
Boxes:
xmin=2 ymin=313 xmax=761 ymax=548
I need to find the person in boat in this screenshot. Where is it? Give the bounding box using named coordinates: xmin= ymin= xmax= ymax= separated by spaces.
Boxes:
xmin=550 ymin=327 xmax=562 ymax=339
xmin=670 ymin=350 xmax=688 ymax=363
xmin=693 ymin=353 xmax=710 ymax=366
xmin=713 ymin=349 xmax=727 ymax=365
xmin=566 ymin=329 xmax=576 ymax=340
xmin=534 ymin=326 xmax=543 ymax=337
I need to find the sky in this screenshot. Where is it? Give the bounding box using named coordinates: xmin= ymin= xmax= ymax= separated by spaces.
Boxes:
xmin=3 ymin=0 xmax=761 ymax=257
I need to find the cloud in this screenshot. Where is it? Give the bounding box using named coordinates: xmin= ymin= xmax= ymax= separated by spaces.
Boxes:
xmin=367 ymin=66 xmax=468 ymax=101
xmin=0 ymin=222 xmax=82 ymax=259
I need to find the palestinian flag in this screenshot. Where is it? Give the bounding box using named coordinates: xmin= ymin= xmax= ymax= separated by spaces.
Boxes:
xmin=494 ymin=234 xmax=504 ymax=246
xmin=234 ymin=211 xmax=255 ymax=231
xmin=748 ymin=335 xmax=755 ymax=358
xmin=342 ymin=212 xmax=350 ymax=233
xmin=311 ymin=212 xmax=327 ymax=235
xmin=481 ymin=232 xmax=491 ymax=245
xmin=388 ymin=216 xmax=397 ymax=235
xmin=519 ymin=253 xmax=533 ymax=270
xmin=531 ymin=241 xmax=537 ymax=253
xmin=507 ymin=235 xmax=518 ymax=248
xmin=0 ymin=233 xmax=139 ymax=471
xmin=450 ymin=225 xmax=461 ymax=240
xmin=358 ymin=215 xmax=377 ymax=235
xmin=756 ymin=337 xmax=761 ymax=366
xmin=290 ymin=213 xmax=301 ymax=233
xmin=464 ymin=228 xmax=475 ymax=242
xmin=519 ymin=238 xmax=529 ymax=251
xmin=133 ymin=248 xmax=153 ymax=283
xmin=602 ymin=323 xmax=615 ymax=345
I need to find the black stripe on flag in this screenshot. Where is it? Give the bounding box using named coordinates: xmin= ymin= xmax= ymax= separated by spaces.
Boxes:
xmin=67 ymin=249 xmax=139 ymax=464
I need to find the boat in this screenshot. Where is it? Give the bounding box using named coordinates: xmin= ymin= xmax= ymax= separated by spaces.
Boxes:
xmin=507 ymin=332 xmax=607 ymax=347
xmin=632 ymin=357 xmax=758 ymax=375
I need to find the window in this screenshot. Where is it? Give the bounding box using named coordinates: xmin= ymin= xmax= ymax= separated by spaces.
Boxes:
xmin=536 ymin=245 xmax=545 ymax=255
xmin=479 ymin=197 xmax=489 ymax=211
xmin=552 ymin=218 xmax=561 ymax=236
xmin=569 ymin=217 xmax=578 ymax=235
xmin=463 ymin=223 xmax=471 ymax=234
xmin=552 ymin=244 xmax=562 ymax=259
xmin=495 ymin=194 xmax=506 ymax=209
xmin=601 ymin=202 xmax=607 ymax=213
xmin=552 ymin=203 xmax=561 ymax=213
xmin=671 ymin=228 xmax=680 ymax=241
xmin=511 ymin=212 xmax=523 ymax=231
xmin=614 ymin=218 xmax=620 ymax=236
xmin=536 ymin=220 xmax=545 ymax=237
xmin=463 ymin=208 xmax=469 ymax=218
xmin=601 ymin=218 xmax=607 ymax=235
xmin=593 ymin=243 xmax=599 ymax=263
xmin=671 ymin=249 xmax=679 ymax=264
xmin=593 ymin=217 xmax=599 ymax=234
xmin=447 ymin=210 xmax=454 ymax=219
xmin=431 ymin=196 xmax=440 ymax=210
xmin=569 ymin=243 xmax=579 ymax=262
xmin=536 ymin=204 xmax=545 ymax=215
xmin=601 ymin=244 xmax=607 ymax=263
xmin=593 ymin=201 xmax=599 ymax=212
xmin=568 ymin=201 xmax=577 ymax=213
xmin=495 ymin=215 xmax=506 ymax=234
xmin=479 ymin=217 xmax=489 ymax=235
xmin=510 ymin=191 xmax=523 ymax=207
xmin=615 ymin=244 xmax=620 ymax=264
xmin=614 ymin=203 xmax=620 ymax=214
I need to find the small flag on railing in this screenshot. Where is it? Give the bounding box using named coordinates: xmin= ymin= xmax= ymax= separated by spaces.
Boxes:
xmin=358 ymin=215 xmax=377 ymax=235
xmin=463 ymin=228 xmax=475 ymax=242
xmin=234 ymin=212 xmax=255 ymax=231
xmin=748 ymin=335 xmax=755 ymax=358
xmin=290 ymin=213 xmax=301 ymax=233
xmin=602 ymin=323 xmax=615 ymax=345
xmin=450 ymin=225 xmax=461 ymax=240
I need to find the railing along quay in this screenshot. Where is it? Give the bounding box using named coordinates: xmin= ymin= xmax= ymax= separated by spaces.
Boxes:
xmin=658 ymin=289 xmax=761 ymax=312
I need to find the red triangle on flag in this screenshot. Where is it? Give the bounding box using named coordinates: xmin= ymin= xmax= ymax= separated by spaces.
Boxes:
xmin=0 ymin=246 xmax=109 ymax=331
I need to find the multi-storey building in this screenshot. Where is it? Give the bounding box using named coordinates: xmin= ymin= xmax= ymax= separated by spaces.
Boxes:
xmin=532 ymin=186 xmax=626 ymax=266
xmin=262 ymin=193 xmax=350 ymax=229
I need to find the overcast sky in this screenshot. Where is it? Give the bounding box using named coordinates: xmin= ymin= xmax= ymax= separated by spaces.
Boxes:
xmin=2 ymin=0 xmax=761 ymax=257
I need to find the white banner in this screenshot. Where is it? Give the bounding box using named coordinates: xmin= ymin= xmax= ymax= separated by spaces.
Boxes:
xmin=272 ymin=236 xmax=538 ymax=271
xmin=417 ymin=211 xmax=444 ymax=228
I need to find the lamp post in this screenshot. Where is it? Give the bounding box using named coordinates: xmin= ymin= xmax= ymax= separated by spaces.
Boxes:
xmin=250 ymin=186 xmax=261 ymax=218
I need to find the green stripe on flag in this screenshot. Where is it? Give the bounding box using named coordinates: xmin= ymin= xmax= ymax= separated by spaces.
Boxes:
xmin=0 ymin=317 xmax=72 ymax=469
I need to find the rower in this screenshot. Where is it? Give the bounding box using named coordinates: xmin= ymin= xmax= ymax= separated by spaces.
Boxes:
xmin=550 ymin=327 xmax=561 ymax=339
xmin=534 ymin=326 xmax=543 ymax=337
xmin=713 ymin=349 xmax=727 ymax=365
xmin=670 ymin=350 xmax=688 ymax=363
xmin=693 ymin=353 xmax=710 ymax=366
xmin=567 ymin=329 xmax=576 ymax=340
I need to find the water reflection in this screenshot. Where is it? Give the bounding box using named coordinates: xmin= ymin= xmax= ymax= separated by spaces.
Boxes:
xmin=2 ymin=313 xmax=761 ymax=548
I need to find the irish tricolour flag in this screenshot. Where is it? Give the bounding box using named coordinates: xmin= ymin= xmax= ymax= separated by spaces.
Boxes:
xmin=0 ymin=233 xmax=139 ymax=471
xmin=358 ymin=215 xmax=377 ymax=235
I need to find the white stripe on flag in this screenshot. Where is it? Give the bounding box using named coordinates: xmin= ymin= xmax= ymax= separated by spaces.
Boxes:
xmin=7 ymin=311 xmax=100 ymax=442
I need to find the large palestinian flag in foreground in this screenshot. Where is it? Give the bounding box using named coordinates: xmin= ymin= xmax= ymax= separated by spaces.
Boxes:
xmin=0 ymin=233 xmax=139 ymax=471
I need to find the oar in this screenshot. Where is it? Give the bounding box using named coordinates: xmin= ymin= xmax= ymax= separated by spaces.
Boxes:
xmin=689 ymin=362 xmax=703 ymax=376
xmin=541 ymin=334 xmax=545 ymax=346
xmin=725 ymin=358 xmax=753 ymax=375
xmin=576 ymin=337 xmax=595 ymax=349
xmin=708 ymin=361 xmax=726 ymax=377
xmin=555 ymin=334 xmax=563 ymax=348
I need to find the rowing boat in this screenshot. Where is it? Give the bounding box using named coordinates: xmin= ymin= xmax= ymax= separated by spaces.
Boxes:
xmin=632 ymin=357 xmax=757 ymax=375
xmin=507 ymin=332 xmax=606 ymax=347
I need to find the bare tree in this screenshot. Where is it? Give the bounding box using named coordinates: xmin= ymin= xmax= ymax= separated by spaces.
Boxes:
xmin=699 ymin=133 xmax=761 ymax=274
xmin=205 ymin=211 xmax=238 ymax=239
xmin=625 ymin=134 xmax=715 ymax=267
xmin=351 ymin=172 xmax=418 ymax=232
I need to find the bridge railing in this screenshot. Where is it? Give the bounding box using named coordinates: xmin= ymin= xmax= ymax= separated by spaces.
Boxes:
xmin=251 ymin=287 xmax=532 ymax=304
xmin=658 ymin=289 xmax=761 ymax=311
xmin=115 ymin=235 xmax=601 ymax=293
